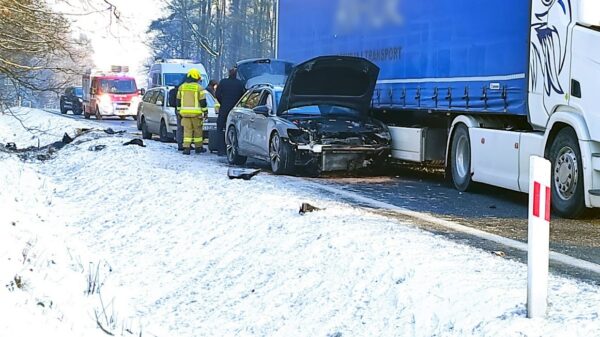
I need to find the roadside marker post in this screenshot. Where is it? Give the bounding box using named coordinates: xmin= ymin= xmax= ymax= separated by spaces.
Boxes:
xmin=527 ymin=156 xmax=552 ymax=319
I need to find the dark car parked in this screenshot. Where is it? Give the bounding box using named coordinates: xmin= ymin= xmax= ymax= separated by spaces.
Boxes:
xmin=226 ymin=56 xmax=391 ymax=175
xmin=60 ymin=86 xmax=84 ymax=115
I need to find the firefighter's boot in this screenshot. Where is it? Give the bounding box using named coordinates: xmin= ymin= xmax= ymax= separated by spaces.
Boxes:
xmin=183 ymin=148 xmax=191 ymax=155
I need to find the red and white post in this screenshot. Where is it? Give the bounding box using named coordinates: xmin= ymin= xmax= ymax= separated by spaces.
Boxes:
xmin=527 ymin=156 xmax=552 ymax=318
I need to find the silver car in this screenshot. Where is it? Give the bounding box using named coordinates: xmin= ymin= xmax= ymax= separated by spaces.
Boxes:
xmin=225 ymin=56 xmax=391 ymax=175
xmin=138 ymin=87 xmax=218 ymax=142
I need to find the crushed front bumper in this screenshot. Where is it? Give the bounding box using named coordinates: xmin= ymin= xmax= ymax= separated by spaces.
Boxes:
xmin=295 ymin=143 xmax=390 ymax=171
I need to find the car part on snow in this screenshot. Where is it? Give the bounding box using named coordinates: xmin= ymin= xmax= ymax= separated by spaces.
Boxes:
xmin=122 ymin=139 xmax=146 ymax=147
xmin=227 ymin=168 xmax=261 ymax=180
xmin=299 ymin=202 xmax=322 ymax=215
xmin=88 ymin=145 xmax=107 ymax=152
xmin=104 ymin=128 xmax=126 ymax=135
xmin=5 ymin=142 xmax=16 ymax=151
xmin=62 ymin=133 xmax=73 ymax=144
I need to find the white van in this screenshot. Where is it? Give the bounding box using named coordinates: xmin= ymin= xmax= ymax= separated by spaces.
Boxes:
xmin=148 ymin=59 xmax=209 ymax=89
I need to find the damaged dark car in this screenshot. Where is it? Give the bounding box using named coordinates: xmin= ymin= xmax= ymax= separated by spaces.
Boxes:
xmin=225 ymin=56 xmax=391 ymax=175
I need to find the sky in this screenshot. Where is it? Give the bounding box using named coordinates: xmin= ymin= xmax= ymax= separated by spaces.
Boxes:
xmin=54 ymin=0 xmax=165 ymax=86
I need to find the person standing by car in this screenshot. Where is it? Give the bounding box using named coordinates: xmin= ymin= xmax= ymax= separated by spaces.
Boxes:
xmin=215 ymin=67 xmax=245 ymax=156
xmin=177 ymin=69 xmax=208 ymax=155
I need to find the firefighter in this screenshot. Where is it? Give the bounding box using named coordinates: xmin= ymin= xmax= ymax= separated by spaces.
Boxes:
xmin=176 ymin=69 xmax=208 ymax=155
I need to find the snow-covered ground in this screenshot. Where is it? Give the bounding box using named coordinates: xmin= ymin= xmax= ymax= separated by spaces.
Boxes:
xmin=1 ymin=108 xmax=599 ymax=337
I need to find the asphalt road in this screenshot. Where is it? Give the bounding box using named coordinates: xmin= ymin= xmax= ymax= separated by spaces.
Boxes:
xmin=313 ymin=166 xmax=600 ymax=283
xmin=44 ymin=110 xmax=600 ymax=283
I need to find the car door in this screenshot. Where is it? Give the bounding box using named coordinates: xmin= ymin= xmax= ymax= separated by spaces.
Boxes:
xmin=149 ymin=90 xmax=166 ymax=133
xmin=144 ymin=90 xmax=159 ymax=132
xmin=237 ymin=90 xmax=262 ymax=153
xmin=249 ymin=90 xmax=274 ymax=158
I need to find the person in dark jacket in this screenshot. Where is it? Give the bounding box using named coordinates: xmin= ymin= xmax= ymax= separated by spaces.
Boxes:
xmin=215 ymin=67 xmax=246 ymax=156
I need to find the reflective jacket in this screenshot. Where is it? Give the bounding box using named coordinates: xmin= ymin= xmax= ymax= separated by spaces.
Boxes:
xmin=177 ymin=82 xmax=208 ymax=118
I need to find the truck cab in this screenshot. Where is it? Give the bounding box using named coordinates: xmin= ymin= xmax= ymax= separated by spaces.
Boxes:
xmin=82 ymin=66 xmax=142 ymax=120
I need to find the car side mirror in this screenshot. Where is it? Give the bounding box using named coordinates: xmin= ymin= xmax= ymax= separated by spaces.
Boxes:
xmin=139 ymin=88 xmax=146 ymax=95
xmin=253 ymin=105 xmax=270 ymax=116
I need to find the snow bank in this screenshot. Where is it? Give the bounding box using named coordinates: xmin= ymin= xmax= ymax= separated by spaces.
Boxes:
xmin=1 ymin=108 xmax=599 ymax=337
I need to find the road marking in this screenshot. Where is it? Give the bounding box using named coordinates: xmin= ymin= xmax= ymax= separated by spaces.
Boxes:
xmin=298 ymin=179 xmax=600 ymax=275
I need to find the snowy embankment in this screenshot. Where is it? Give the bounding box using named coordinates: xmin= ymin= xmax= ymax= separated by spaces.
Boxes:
xmin=1 ymin=108 xmax=599 ymax=337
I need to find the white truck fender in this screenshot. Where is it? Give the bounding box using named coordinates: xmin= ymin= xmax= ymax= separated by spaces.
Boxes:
xmin=543 ymin=109 xmax=596 ymax=208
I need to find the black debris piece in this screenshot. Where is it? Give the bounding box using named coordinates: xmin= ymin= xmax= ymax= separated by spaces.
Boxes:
xmin=299 ymin=202 xmax=322 ymax=215
xmin=227 ymin=168 xmax=261 ymax=180
xmin=122 ymin=139 xmax=146 ymax=147
xmin=105 ymin=128 xmax=126 ymax=135
xmin=89 ymin=145 xmax=107 ymax=152
xmin=62 ymin=133 xmax=73 ymax=144
xmin=5 ymin=142 xmax=16 ymax=151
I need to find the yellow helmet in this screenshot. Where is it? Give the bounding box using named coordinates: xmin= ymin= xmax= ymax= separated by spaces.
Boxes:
xmin=187 ymin=68 xmax=201 ymax=81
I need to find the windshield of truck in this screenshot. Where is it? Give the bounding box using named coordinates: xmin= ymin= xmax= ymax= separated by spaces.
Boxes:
xmin=74 ymin=87 xmax=83 ymax=97
xmin=164 ymin=73 xmax=186 ymax=87
xmin=100 ymin=79 xmax=137 ymax=94
xmin=237 ymin=60 xmax=293 ymax=82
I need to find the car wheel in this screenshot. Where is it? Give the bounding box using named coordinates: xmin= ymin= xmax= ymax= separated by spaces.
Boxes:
xmin=73 ymin=107 xmax=82 ymax=115
xmin=226 ymin=127 xmax=247 ymax=165
xmin=270 ymin=132 xmax=295 ymax=175
xmin=84 ymin=109 xmax=90 ymax=119
xmin=141 ymin=117 xmax=152 ymax=140
xmin=450 ymin=124 xmax=473 ymax=191
xmin=159 ymin=119 xmax=171 ymax=142
xmin=549 ymin=128 xmax=586 ymax=218
xmin=60 ymin=102 xmax=67 ymax=114
xmin=136 ymin=111 xmax=142 ymax=130
xmin=95 ymin=106 xmax=103 ymax=120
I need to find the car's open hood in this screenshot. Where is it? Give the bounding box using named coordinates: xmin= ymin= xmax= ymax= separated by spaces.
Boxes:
xmin=277 ymin=56 xmax=379 ymax=115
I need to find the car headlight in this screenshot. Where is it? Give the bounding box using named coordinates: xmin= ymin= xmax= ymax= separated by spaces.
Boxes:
xmin=288 ymin=129 xmax=310 ymax=144
xmin=78 ymin=98 xmax=83 ymax=103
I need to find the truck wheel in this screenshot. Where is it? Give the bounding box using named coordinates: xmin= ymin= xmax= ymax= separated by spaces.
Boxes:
xmin=226 ymin=127 xmax=247 ymax=165
xmin=141 ymin=117 xmax=152 ymax=140
xmin=549 ymin=128 xmax=585 ymax=218
xmin=159 ymin=120 xmax=171 ymax=142
xmin=95 ymin=106 xmax=103 ymax=120
xmin=270 ymin=132 xmax=295 ymax=175
xmin=450 ymin=124 xmax=473 ymax=191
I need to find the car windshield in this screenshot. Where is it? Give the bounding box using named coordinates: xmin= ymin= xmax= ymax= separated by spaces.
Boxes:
xmin=74 ymin=87 xmax=83 ymax=97
xmin=237 ymin=60 xmax=293 ymax=82
xmin=164 ymin=73 xmax=186 ymax=86
xmin=100 ymin=79 xmax=137 ymax=94
xmin=205 ymin=91 xmax=217 ymax=107
xmin=282 ymin=105 xmax=359 ymax=116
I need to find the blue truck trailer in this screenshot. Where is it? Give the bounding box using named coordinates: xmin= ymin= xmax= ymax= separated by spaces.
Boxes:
xmin=276 ymin=0 xmax=600 ymax=218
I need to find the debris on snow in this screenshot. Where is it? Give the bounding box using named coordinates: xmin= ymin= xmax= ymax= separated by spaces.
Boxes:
xmin=89 ymin=145 xmax=107 ymax=152
xmin=227 ymin=168 xmax=261 ymax=180
xmin=492 ymin=251 xmax=506 ymax=257
xmin=122 ymin=138 xmax=145 ymax=147
xmin=299 ymin=202 xmax=322 ymax=215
